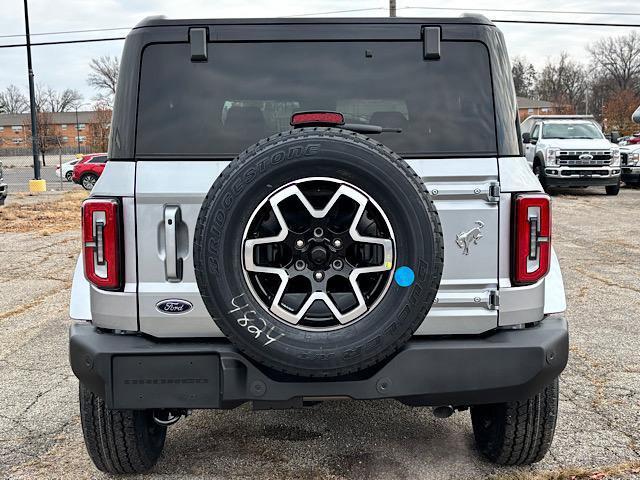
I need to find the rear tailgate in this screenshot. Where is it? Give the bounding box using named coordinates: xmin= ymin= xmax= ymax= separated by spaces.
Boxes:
xmin=135 ymin=158 xmax=499 ymax=337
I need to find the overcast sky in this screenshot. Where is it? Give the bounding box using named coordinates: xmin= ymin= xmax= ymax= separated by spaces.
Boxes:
xmin=1 ymin=0 xmax=638 ymax=106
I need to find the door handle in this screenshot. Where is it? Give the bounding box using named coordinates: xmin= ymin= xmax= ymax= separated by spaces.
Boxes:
xmin=164 ymin=205 xmax=183 ymax=282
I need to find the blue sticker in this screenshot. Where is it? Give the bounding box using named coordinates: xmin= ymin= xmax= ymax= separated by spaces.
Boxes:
xmin=394 ymin=266 xmax=415 ymax=287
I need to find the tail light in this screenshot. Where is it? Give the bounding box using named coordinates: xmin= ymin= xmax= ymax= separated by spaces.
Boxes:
xmin=512 ymin=193 xmax=551 ymax=286
xmin=82 ymin=198 xmax=122 ymax=290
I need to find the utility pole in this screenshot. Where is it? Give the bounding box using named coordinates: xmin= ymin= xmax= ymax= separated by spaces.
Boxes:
xmin=23 ymin=0 xmax=45 ymax=191
xmin=585 ymin=88 xmax=589 ymax=115
xmin=389 ymin=0 xmax=396 ymax=17
xmin=76 ymin=107 xmax=80 ymax=154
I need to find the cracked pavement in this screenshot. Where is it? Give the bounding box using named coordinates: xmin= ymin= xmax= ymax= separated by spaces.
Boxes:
xmin=0 ymin=188 xmax=639 ymax=479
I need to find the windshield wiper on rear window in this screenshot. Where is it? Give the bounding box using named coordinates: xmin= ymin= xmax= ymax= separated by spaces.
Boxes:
xmin=342 ymin=124 xmax=402 ymax=134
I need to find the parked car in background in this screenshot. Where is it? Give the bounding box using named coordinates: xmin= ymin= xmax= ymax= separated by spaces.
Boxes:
xmin=626 ymin=133 xmax=640 ymax=145
xmin=521 ymin=115 xmax=621 ymax=195
xmin=621 ymin=144 xmax=640 ymax=185
xmin=55 ymin=159 xmax=79 ymax=182
xmin=0 ymin=160 xmax=7 ymax=205
xmin=72 ymin=153 xmax=107 ymax=190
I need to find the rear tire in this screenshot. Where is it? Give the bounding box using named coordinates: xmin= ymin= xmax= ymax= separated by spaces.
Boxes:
xmin=470 ymin=378 xmax=559 ymax=465
xmin=65 ymin=171 xmax=73 ymax=182
xmin=81 ymin=173 xmax=98 ymax=190
xmin=605 ymin=182 xmax=620 ymax=196
xmin=533 ymin=161 xmax=549 ymax=192
xmin=79 ymin=383 xmax=166 ymax=474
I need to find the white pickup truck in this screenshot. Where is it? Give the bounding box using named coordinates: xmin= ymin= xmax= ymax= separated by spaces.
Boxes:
xmin=521 ymin=115 xmax=621 ymax=195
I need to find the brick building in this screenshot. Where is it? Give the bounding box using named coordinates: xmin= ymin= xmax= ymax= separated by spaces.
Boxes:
xmin=0 ymin=110 xmax=110 ymax=153
xmin=516 ymin=97 xmax=562 ymax=121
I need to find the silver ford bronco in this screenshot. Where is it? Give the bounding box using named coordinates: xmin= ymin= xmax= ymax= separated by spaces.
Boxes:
xmin=69 ymin=15 xmax=568 ymax=474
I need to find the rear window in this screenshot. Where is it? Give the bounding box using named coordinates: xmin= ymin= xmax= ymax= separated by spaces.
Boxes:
xmin=136 ymin=41 xmax=496 ymax=157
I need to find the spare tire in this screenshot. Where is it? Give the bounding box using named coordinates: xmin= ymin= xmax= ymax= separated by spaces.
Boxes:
xmin=194 ymin=128 xmax=443 ymax=377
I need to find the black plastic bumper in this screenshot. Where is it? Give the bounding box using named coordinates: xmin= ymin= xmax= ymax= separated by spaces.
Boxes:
xmin=621 ymin=171 xmax=640 ymax=184
xmin=545 ymin=175 xmax=619 ymax=187
xmin=69 ymin=317 xmax=568 ymax=410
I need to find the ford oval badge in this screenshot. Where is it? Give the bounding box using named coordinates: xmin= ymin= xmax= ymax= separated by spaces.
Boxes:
xmin=156 ymin=299 xmax=193 ymax=314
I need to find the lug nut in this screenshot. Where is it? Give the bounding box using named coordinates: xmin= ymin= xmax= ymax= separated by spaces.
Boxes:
xmin=332 ymin=259 xmax=344 ymax=270
xmin=295 ymin=239 xmax=305 ymax=249
xmin=333 ymin=239 xmax=342 ymax=249
xmin=314 ymin=271 xmax=324 ymax=282
xmin=295 ymin=260 xmax=306 ymax=271
xmin=313 ymin=227 xmax=324 ymax=238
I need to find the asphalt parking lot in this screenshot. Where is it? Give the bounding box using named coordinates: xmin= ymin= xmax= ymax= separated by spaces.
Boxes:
xmin=0 ymin=187 xmax=639 ymax=480
xmin=2 ymin=166 xmax=80 ymax=193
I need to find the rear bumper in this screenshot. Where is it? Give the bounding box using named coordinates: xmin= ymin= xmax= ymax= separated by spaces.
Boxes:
xmin=69 ymin=317 xmax=568 ymax=410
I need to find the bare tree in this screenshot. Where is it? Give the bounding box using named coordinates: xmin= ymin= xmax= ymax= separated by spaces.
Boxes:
xmin=48 ymin=87 xmax=83 ymax=112
xmin=511 ymin=57 xmax=537 ymax=98
xmin=0 ymin=85 xmax=28 ymax=114
xmin=588 ymin=73 xmax=616 ymax=122
xmin=90 ymin=100 xmax=112 ymax=152
xmin=34 ymin=84 xmax=82 ymax=112
xmin=23 ymin=111 xmax=61 ymax=166
xmin=33 ymin=84 xmax=83 ymax=113
xmin=87 ymin=56 xmax=119 ymax=105
xmin=603 ymin=89 xmax=640 ymax=135
xmin=536 ymin=53 xmax=587 ymax=113
xmin=588 ymin=31 xmax=640 ymax=92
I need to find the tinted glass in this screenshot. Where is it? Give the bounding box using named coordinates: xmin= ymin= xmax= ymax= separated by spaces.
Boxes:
xmin=136 ymin=41 xmax=496 ymax=157
xmin=89 ymin=156 xmax=108 ymax=164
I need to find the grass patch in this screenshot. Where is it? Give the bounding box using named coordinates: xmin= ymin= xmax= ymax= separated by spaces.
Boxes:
xmin=0 ymin=190 xmax=88 ymax=234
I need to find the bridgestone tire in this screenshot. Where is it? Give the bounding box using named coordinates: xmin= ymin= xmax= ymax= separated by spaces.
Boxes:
xmin=470 ymin=378 xmax=560 ymax=465
xmin=79 ymin=383 xmax=166 ymax=474
xmin=194 ymin=128 xmax=444 ymax=377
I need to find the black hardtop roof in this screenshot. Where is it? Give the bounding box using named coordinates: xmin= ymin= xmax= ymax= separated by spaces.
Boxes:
xmin=134 ymin=15 xmax=495 ymax=29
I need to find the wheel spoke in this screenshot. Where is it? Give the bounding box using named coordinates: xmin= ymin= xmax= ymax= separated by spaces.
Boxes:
xmin=242 ymin=178 xmax=395 ymax=329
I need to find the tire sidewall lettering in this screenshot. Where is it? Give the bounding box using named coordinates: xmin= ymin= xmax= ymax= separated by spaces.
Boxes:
xmin=194 ymin=133 xmax=442 ymax=376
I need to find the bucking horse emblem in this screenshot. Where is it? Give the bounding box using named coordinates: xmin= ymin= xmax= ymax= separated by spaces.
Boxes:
xmin=456 ymin=221 xmax=484 ymax=255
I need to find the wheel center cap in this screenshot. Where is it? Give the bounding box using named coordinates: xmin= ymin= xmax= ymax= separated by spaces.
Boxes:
xmin=310 ymin=246 xmax=328 ymax=265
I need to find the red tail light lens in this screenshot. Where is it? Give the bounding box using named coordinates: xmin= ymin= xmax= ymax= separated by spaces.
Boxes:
xmin=82 ymin=198 xmax=122 ymax=290
xmin=512 ymin=193 xmax=551 ymax=286
xmin=291 ymin=111 xmax=344 ymax=127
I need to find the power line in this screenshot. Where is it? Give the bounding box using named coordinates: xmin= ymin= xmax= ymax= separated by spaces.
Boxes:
xmin=403 ymin=6 xmax=640 ymax=17
xmin=287 ymin=7 xmax=386 ymax=17
xmin=0 ymin=37 xmax=125 ymax=49
xmin=1 ymin=5 xmax=640 ymax=38
xmin=493 ymin=19 xmax=640 ymax=28
xmin=2 ymin=17 xmax=640 ymax=49
xmin=0 ymin=26 xmax=130 ymax=39
xmin=287 ymin=5 xmax=640 ymax=22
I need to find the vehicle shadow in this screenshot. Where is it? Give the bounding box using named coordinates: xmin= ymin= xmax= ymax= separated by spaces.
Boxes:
xmin=150 ymin=399 xmax=503 ymax=479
